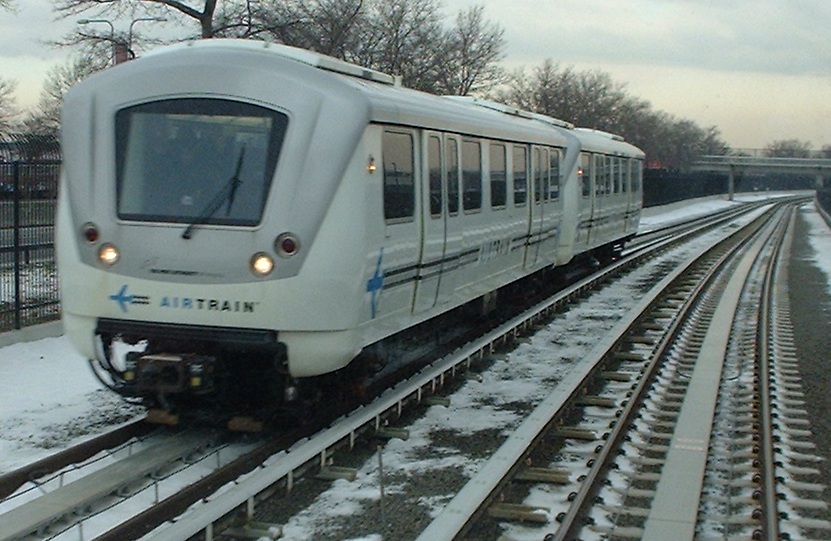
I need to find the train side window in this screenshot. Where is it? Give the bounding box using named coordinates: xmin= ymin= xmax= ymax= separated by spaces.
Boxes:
xmin=622 ymin=158 xmax=630 ymax=193
xmin=549 ymin=148 xmax=560 ymax=200
xmin=580 ymin=153 xmax=592 ymax=198
xmin=513 ymin=145 xmax=527 ymax=206
xmin=428 ymin=135 xmax=442 ymax=218
xmin=633 ymin=160 xmax=643 ymax=192
xmin=462 ymin=139 xmax=482 ymax=212
xmin=382 ymin=130 xmax=415 ymax=221
xmin=594 ymin=156 xmax=609 ymax=195
xmin=446 ymin=138 xmax=460 ymax=215
xmin=490 ymin=142 xmax=507 ymax=209
xmin=614 ymin=158 xmax=622 ymax=194
xmin=606 ymin=156 xmax=614 ymax=194
xmin=533 ymin=147 xmax=546 ymax=203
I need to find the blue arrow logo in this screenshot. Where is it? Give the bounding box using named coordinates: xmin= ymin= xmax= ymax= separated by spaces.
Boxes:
xmin=366 ymin=248 xmax=384 ymax=319
xmin=108 ymin=285 xmax=150 ymax=313
xmin=109 ymin=285 xmax=134 ymax=313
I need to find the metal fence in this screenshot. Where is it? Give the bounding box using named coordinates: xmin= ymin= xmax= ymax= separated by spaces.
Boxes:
xmin=0 ymin=160 xmax=61 ymax=332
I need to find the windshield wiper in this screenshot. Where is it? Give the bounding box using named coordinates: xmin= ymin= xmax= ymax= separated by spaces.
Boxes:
xmin=182 ymin=146 xmax=246 ymax=240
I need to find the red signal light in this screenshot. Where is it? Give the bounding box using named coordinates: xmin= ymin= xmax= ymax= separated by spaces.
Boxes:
xmin=275 ymin=233 xmax=300 ymax=258
xmin=82 ymin=222 xmax=100 ymax=243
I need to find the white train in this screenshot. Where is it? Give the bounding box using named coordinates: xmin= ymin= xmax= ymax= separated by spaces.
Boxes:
xmin=58 ymin=40 xmax=644 ymax=416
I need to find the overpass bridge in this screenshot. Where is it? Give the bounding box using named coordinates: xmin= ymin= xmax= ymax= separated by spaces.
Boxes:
xmin=690 ymin=155 xmax=831 ymax=199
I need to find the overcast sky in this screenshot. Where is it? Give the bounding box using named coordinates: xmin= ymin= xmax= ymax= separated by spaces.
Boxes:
xmin=1 ymin=0 xmax=829 ymax=149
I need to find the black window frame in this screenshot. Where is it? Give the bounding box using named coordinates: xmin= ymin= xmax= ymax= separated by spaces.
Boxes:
xmin=462 ymin=139 xmax=482 ymax=212
xmin=513 ymin=145 xmax=528 ymax=207
xmin=382 ymin=129 xmax=416 ymax=222
xmin=114 ymin=97 xmax=288 ymax=226
xmin=428 ymin=135 xmax=443 ymax=218
xmin=489 ymin=142 xmax=507 ymax=209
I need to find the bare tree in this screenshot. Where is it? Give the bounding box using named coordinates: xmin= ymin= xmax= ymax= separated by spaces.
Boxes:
xmin=56 ymin=0 xmax=217 ymax=44
xmin=435 ymin=5 xmax=505 ymax=95
xmin=764 ymin=139 xmax=812 ymax=158
xmin=53 ymin=1 xmax=506 ymax=96
xmin=0 ymin=0 xmax=16 ymax=11
xmin=0 ymin=77 xmax=18 ymax=138
xmin=503 ymin=61 xmax=633 ymax=129
xmin=351 ymin=0 xmax=446 ymax=91
xmin=502 ymin=60 xmax=729 ymax=168
xmin=249 ymin=0 xmax=493 ymax=94
xmin=22 ymin=57 xmax=103 ymax=138
xmin=232 ymin=0 xmax=366 ymax=56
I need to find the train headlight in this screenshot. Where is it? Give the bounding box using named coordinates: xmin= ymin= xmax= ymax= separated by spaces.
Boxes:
xmin=250 ymin=252 xmax=274 ymax=276
xmin=98 ymin=243 xmax=120 ymax=266
xmin=275 ymin=232 xmax=300 ymax=258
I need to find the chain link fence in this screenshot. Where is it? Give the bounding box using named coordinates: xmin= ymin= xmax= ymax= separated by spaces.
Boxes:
xmin=1 ymin=135 xmax=61 ymax=332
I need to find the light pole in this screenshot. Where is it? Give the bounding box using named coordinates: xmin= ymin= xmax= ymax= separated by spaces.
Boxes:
xmin=78 ymin=17 xmax=167 ymax=65
xmin=128 ymin=17 xmax=167 ymax=54
xmin=77 ymin=18 xmax=115 ymax=65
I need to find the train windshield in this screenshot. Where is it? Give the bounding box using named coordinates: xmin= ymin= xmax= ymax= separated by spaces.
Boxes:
xmin=115 ymin=98 xmax=288 ymax=226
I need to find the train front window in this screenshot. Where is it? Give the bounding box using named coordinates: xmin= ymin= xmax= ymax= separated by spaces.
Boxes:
xmin=116 ymin=99 xmax=288 ymax=226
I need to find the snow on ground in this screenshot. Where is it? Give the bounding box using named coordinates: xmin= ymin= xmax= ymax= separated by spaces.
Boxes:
xmin=802 ymin=203 xmax=831 ymax=291
xmin=0 ymin=193 xmax=828 ymax=536
xmin=0 ymin=337 xmax=141 ymax=472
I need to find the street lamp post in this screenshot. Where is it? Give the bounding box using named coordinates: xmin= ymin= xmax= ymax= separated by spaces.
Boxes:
xmin=78 ymin=17 xmax=167 ymax=65
xmin=77 ymin=18 xmax=115 ymax=65
xmin=128 ymin=17 xmax=167 ymax=53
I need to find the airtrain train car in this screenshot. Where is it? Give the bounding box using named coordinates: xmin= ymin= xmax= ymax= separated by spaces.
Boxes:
xmin=57 ymin=39 xmax=643 ymax=417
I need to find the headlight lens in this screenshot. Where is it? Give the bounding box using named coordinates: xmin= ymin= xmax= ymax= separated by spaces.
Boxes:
xmin=98 ymin=243 xmax=120 ymax=266
xmin=250 ymin=252 xmax=274 ymax=276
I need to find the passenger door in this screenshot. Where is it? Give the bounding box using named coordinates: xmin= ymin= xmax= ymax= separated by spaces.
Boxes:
xmin=440 ymin=136 xmax=462 ymax=305
xmin=541 ymin=148 xmax=563 ymax=264
xmin=576 ymin=152 xmax=594 ymax=250
xmin=375 ymin=129 xmax=420 ymax=321
xmin=525 ymin=146 xmax=546 ymax=269
xmin=413 ymin=133 xmax=447 ymax=313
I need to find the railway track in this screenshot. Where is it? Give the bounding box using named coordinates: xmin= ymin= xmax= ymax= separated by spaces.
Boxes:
xmin=0 ymin=428 xmax=270 ymax=540
xmin=420 ymin=198 xmax=829 ymax=541
xmin=138 ymin=197 xmax=812 ymax=540
xmin=1 ymin=196 xmax=822 ymax=541
xmin=0 ymin=421 xmax=151 ymax=501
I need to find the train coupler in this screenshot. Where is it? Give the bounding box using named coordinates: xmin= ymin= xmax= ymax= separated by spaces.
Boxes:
xmin=124 ymin=352 xmax=216 ymax=395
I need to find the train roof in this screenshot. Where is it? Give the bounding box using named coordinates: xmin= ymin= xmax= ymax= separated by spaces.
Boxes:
xmin=113 ymin=39 xmax=575 ymax=148
xmin=73 ymin=39 xmax=640 ymax=158
xmin=572 ymin=127 xmax=645 ymax=158
xmin=143 ymin=39 xmax=401 ymax=86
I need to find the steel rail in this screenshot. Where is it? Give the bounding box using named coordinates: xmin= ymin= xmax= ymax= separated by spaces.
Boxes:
xmin=630 ymin=195 xmax=804 ymax=251
xmin=755 ymin=205 xmax=793 ymax=540
xmin=417 ymin=200 xmax=801 ymax=541
xmin=545 ymin=200 xmax=783 ymax=541
xmin=0 ymin=430 xmax=220 ymax=541
xmin=411 ymin=204 xmax=785 ymax=540
xmin=0 ymin=420 xmax=151 ymax=500
xmin=638 ymin=204 xmax=792 ymax=539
